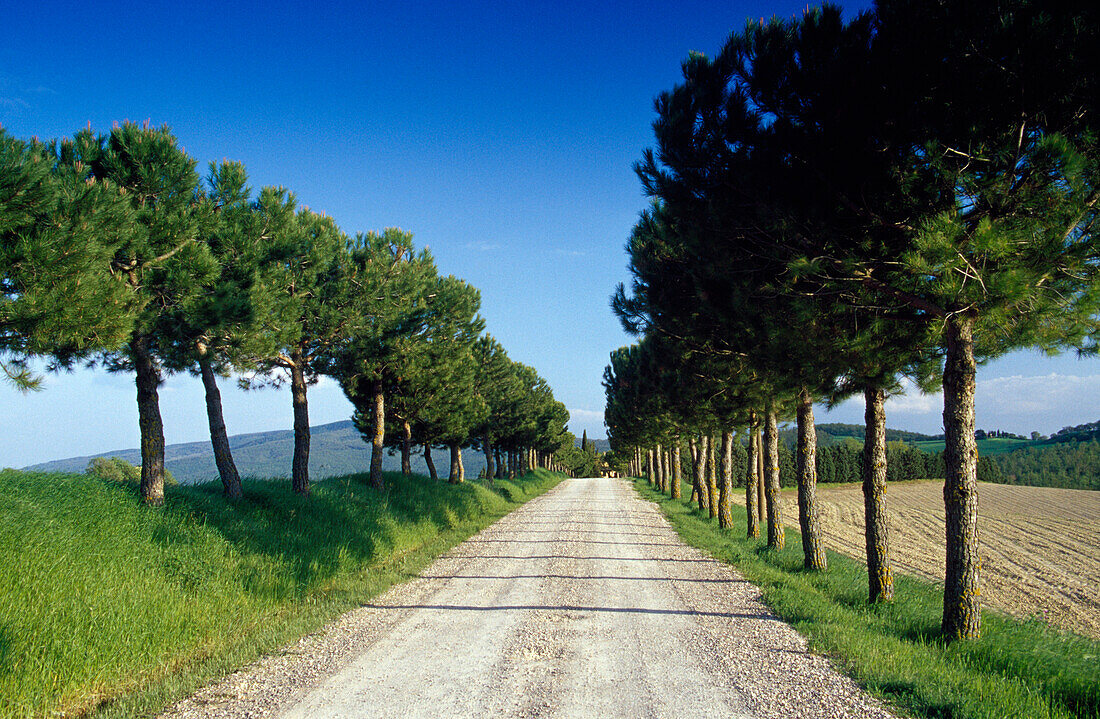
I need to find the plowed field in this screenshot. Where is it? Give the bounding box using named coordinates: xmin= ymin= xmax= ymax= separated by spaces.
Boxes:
xmin=734 ymin=481 xmax=1100 ymax=638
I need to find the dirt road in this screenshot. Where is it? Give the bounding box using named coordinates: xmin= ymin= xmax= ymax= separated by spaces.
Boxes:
xmin=162 ymin=478 xmax=895 ymax=719
xmin=734 ymin=481 xmax=1100 ymax=639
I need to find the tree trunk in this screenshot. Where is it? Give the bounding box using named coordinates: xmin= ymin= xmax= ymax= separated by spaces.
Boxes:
xmin=863 ymin=385 xmax=894 ymax=603
xmin=655 ymin=443 xmax=665 ymax=492
xmin=424 ymin=444 xmax=438 ymax=481
xmin=448 ymin=442 xmax=462 ymax=482
xmin=289 ymin=352 xmax=310 ymax=496
xmin=401 ymin=421 xmax=412 ymax=475
xmin=695 ymin=434 xmax=710 ymax=513
xmin=756 ymin=428 xmax=766 ymax=523
xmin=746 ymin=420 xmax=760 ymax=538
xmin=369 ymin=377 xmax=385 ymax=490
xmin=458 ymin=447 xmax=465 ymax=481
xmin=484 ymin=435 xmax=495 ymax=481
xmin=764 ymin=406 xmax=785 ymax=550
xmin=707 ymin=435 xmax=718 ymax=519
xmin=718 ymin=430 xmax=733 ymax=529
xmin=199 ymin=355 xmax=241 ymax=499
xmin=688 ymin=436 xmax=700 ymax=505
xmin=647 ymin=448 xmax=655 ymax=485
xmin=796 ymin=388 xmax=826 ymax=570
xmin=133 ymin=334 xmax=166 ymax=506
xmin=671 ymin=440 xmax=682 ymax=499
xmin=942 ymin=313 xmax=981 ymax=640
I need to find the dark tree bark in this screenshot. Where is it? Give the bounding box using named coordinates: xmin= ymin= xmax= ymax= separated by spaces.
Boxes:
xmin=289 ymin=351 xmax=310 ymax=496
xmin=369 ymin=377 xmax=385 ymax=490
xmin=707 ymin=435 xmax=718 ymax=519
xmin=863 ymin=385 xmax=894 ymax=602
xmin=718 ymin=430 xmax=733 ymax=529
xmin=448 ymin=442 xmax=463 ymax=483
xmin=424 ymin=444 xmax=438 ymax=480
xmin=671 ymin=440 xmax=683 ymax=499
xmin=942 ymin=313 xmax=981 ymax=640
xmin=133 ymin=334 xmax=166 ymax=506
xmin=484 ymin=435 xmax=495 ymax=482
xmin=745 ymin=421 xmax=760 ymax=538
xmin=764 ymin=407 xmax=785 ymax=550
xmin=401 ymin=421 xmax=413 ymax=475
xmin=199 ymin=355 xmax=241 ymax=499
xmin=796 ymin=389 xmax=827 ymax=570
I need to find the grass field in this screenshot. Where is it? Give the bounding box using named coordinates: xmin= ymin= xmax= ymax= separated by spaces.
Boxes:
xmin=740 ymin=480 xmax=1100 ymax=639
xmin=0 ymin=468 xmax=562 ymax=719
xmin=637 ymin=477 xmax=1100 ymax=719
xmin=911 ymin=437 xmax=1032 ymax=455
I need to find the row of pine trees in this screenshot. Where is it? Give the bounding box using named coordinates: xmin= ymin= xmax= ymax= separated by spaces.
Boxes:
xmin=604 ymin=0 xmax=1099 ymax=642
xmin=1 ymin=122 xmax=574 ymax=503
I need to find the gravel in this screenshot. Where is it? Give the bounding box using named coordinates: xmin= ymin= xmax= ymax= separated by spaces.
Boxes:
xmin=159 ymin=478 xmax=898 ymax=719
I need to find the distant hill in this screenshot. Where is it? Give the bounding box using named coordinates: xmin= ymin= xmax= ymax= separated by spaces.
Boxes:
xmin=576 ymin=437 xmax=611 ymax=453
xmin=22 ymin=420 xmax=488 ymax=484
xmin=777 ymin=422 xmax=939 ymax=448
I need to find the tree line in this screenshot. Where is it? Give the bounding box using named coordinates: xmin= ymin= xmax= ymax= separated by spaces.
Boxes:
xmin=604 ymin=0 xmax=1099 ymax=642
xmin=1 ymin=122 xmax=574 ymax=503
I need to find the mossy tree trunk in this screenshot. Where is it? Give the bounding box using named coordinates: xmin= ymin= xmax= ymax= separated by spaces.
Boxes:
xmin=718 ymin=430 xmax=733 ymax=529
xmin=745 ymin=420 xmax=760 ymax=538
xmin=796 ymin=388 xmax=826 ymax=570
xmin=756 ymin=429 xmax=765 ymax=523
xmin=671 ymin=440 xmax=682 ymax=499
xmin=863 ymin=385 xmax=894 ymax=602
xmin=448 ymin=443 xmax=463 ymax=483
xmin=942 ymin=313 xmax=981 ymax=640
xmin=694 ymin=434 xmax=710 ymax=513
xmin=764 ymin=406 xmax=784 ymax=550
xmin=133 ymin=333 xmax=166 ymax=506
xmin=707 ymin=435 xmax=718 ymax=519
xmin=369 ymin=377 xmax=386 ymax=490
xmin=198 ymin=353 xmax=241 ymax=499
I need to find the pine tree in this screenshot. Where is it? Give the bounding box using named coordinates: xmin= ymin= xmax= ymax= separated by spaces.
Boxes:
xmin=1 ymin=128 xmax=137 ymax=389
xmin=74 ymin=123 xmax=219 ymax=506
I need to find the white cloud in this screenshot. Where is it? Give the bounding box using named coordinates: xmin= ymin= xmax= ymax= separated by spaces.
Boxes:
xmin=885 ymin=378 xmax=940 ymax=415
xmin=976 ymin=373 xmax=1100 ymax=416
xmin=568 ymin=408 xmax=603 ymax=420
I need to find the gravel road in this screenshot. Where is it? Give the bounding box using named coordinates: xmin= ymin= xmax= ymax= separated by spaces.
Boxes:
xmin=161 ymin=478 xmax=896 ymax=719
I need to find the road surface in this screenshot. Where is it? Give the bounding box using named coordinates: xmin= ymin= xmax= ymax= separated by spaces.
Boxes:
xmin=163 ymin=478 xmax=895 ymax=719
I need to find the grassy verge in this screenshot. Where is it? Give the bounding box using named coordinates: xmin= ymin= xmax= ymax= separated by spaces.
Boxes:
xmin=0 ymin=468 xmax=562 ymax=719
xmin=633 ymin=478 xmax=1100 ymax=719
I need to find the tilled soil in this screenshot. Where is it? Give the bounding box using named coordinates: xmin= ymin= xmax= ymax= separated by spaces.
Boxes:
xmin=160 ymin=478 xmax=897 ymax=719
xmin=732 ymin=480 xmax=1100 ymax=639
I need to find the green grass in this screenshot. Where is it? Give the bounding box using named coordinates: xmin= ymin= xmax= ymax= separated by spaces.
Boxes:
xmin=0 ymin=468 xmax=562 ymax=719
xmin=912 ymin=437 xmax=1033 ymax=455
xmin=634 ymin=478 xmax=1100 ymax=719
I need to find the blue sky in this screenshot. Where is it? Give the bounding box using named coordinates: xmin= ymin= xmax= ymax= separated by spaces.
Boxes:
xmin=2 ymin=1 xmax=1097 ymax=468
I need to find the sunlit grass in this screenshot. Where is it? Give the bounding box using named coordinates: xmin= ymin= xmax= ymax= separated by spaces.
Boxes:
xmin=0 ymin=468 xmax=561 ymax=718
xmin=634 ymin=477 xmax=1100 ymax=719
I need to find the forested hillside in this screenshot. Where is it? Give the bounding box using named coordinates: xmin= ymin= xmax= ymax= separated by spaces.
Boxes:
xmin=21 ymin=420 xmax=490 ymax=484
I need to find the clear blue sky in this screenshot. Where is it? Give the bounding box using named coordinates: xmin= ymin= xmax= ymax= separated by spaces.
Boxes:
xmin=1 ymin=1 xmax=1096 ymax=468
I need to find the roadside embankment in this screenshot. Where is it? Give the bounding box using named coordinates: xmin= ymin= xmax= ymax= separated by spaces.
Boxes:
xmin=0 ymin=468 xmax=561 ymax=718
